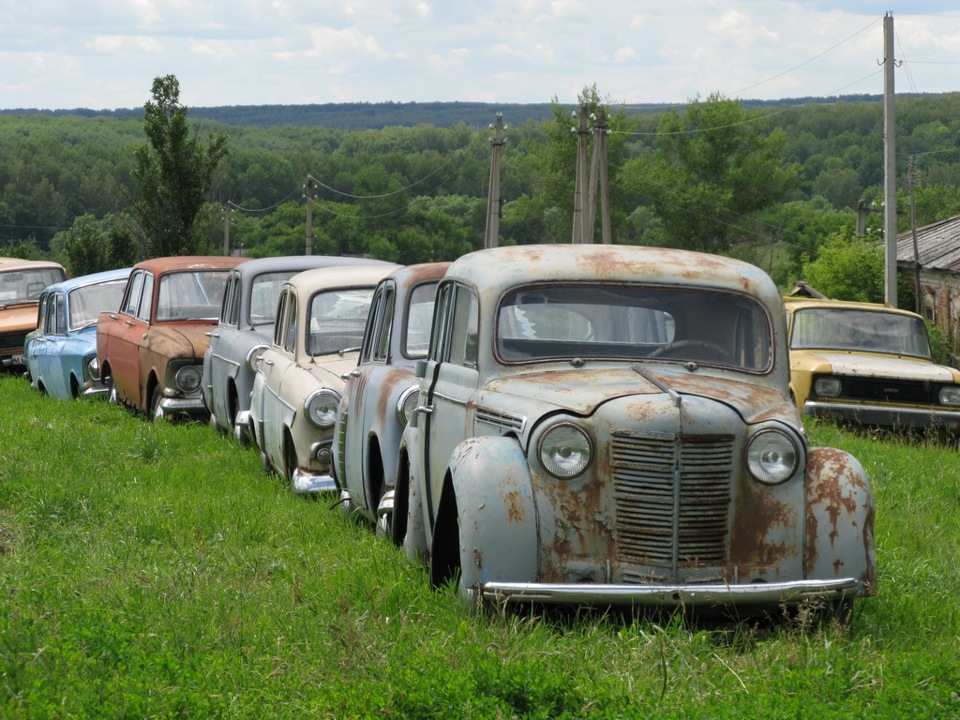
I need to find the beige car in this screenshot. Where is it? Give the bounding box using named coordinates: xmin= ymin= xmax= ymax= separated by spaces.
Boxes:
xmin=249 ymin=262 xmax=399 ymax=494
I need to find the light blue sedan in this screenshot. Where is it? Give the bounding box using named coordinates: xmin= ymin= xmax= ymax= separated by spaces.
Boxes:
xmin=25 ymin=268 xmax=130 ymax=400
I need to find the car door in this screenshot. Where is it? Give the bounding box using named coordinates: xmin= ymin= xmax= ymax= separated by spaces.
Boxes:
xmin=208 ymin=271 xmax=241 ymax=425
xmin=258 ymin=288 xmax=298 ymax=470
xmin=340 ymin=279 xmax=394 ymax=507
xmin=417 ymin=281 xmax=480 ymax=533
xmin=111 ymin=270 xmax=154 ymax=407
xmin=42 ymin=291 xmax=70 ymax=398
xmin=27 ymin=291 xmax=52 ymax=390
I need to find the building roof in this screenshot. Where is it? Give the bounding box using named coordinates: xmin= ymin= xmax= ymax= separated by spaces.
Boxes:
xmin=897 ymin=214 xmax=960 ymax=272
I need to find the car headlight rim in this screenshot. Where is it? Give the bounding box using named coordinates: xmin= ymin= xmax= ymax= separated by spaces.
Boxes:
xmin=174 ymin=365 xmax=203 ymax=394
xmin=538 ymin=422 xmax=593 ymax=479
xmin=305 ymin=388 xmax=341 ymax=428
xmin=396 ymin=385 xmax=419 ymax=426
xmin=747 ymin=428 xmax=801 ymax=485
xmin=246 ymin=344 xmax=269 ymax=373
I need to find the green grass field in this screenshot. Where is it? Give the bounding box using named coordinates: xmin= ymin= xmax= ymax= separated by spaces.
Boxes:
xmin=1 ymin=374 xmax=959 ymax=718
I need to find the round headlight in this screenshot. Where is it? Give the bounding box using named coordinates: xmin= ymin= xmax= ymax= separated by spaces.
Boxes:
xmin=747 ymin=429 xmax=800 ymax=485
xmin=246 ymin=344 xmax=269 ymax=373
xmin=538 ymin=423 xmax=592 ymax=479
xmin=396 ymin=385 xmax=420 ymax=426
xmin=174 ymin=365 xmax=202 ymax=393
xmin=305 ymin=389 xmax=341 ymax=428
xmin=87 ymin=355 xmax=101 ymax=381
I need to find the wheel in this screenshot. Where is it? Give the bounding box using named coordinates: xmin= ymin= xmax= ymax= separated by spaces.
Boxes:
xmin=149 ymin=385 xmax=165 ymax=421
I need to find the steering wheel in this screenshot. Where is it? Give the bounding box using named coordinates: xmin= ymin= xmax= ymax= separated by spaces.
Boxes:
xmin=649 ymin=340 xmax=735 ymax=363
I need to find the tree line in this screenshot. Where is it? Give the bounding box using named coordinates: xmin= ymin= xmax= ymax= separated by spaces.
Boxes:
xmin=2 ymin=77 xmax=960 ymax=297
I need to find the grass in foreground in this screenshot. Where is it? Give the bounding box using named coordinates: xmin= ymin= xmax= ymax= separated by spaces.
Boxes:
xmin=1 ymin=375 xmax=959 ymax=718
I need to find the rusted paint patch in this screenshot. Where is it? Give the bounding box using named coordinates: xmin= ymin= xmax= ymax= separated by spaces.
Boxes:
xmin=728 ymin=477 xmax=797 ymax=568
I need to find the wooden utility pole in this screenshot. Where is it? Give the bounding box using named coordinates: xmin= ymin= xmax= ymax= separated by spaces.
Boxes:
xmin=908 ymin=155 xmax=922 ymax=314
xmin=883 ymin=11 xmax=898 ymax=306
xmin=484 ymin=114 xmax=505 ymax=249
xmin=571 ymin=105 xmax=590 ymax=244
xmin=305 ymin=176 xmax=315 ymax=255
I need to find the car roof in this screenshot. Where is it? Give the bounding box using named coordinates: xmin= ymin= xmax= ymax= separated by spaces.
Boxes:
xmin=446 ymin=244 xmax=780 ymax=304
xmin=132 ymin=255 xmax=247 ymax=274
xmin=40 ymin=268 xmax=132 ymax=295
xmin=381 ymin=261 xmax=451 ymax=286
xmin=783 ymin=296 xmax=924 ymax=320
xmin=0 ymin=259 xmax=67 ymax=273
xmin=286 ymin=263 xmax=402 ymax=293
xmin=230 ymin=254 xmax=392 ymax=277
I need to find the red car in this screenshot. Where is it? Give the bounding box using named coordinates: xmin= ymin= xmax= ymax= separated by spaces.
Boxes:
xmin=97 ymin=256 xmax=246 ymax=419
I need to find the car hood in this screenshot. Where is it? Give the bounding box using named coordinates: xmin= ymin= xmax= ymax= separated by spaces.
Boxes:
xmin=483 ymin=366 xmax=794 ymax=425
xmin=794 ymin=350 xmax=958 ymax=382
xmin=146 ymin=323 xmax=212 ymax=359
xmin=0 ymin=304 xmax=38 ymax=332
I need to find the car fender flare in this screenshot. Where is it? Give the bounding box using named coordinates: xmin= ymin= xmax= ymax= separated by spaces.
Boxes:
xmin=805 ymin=446 xmax=877 ymax=595
xmin=448 ymin=435 xmax=539 ymax=590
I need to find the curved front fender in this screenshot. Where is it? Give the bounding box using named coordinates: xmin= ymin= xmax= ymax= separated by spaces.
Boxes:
xmin=448 ymin=436 xmax=539 ymax=589
xmin=805 ymin=446 xmax=877 ymax=595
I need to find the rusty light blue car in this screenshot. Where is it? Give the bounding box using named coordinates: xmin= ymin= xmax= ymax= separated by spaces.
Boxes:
xmin=25 ymin=268 xmax=130 ymax=400
xmin=396 ymin=244 xmax=876 ymax=616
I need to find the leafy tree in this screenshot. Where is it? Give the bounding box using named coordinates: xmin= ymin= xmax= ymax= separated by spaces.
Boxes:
xmin=623 ymin=93 xmax=800 ymax=253
xmin=801 ymin=228 xmax=884 ymax=302
xmin=132 ymin=75 xmax=230 ymax=257
xmin=52 ymin=213 xmax=138 ymax=276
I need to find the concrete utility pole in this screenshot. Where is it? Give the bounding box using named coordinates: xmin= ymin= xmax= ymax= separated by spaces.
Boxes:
xmin=305 ymin=176 xmax=315 ymax=255
xmin=484 ymin=114 xmax=505 ymax=249
xmin=571 ymin=105 xmax=590 ymax=244
xmin=222 ymin=204 xmax=231 ymax=255
xmin=588 ymin=107 xmax=612 ymax=244
xmin=883 ymin=11 xmax=898 ymax=306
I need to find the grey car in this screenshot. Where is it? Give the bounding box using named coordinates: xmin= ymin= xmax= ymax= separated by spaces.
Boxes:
xmin=202 ymin=255 xmax=392 ymax=443
xmin=334 ymin=262 xmax=449 ymax=531
xmin=396 ymin=244 xmax=876 ymax=617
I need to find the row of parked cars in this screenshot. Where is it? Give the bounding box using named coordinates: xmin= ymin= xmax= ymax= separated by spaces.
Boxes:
xmin=11 ymin=242 xmax=955 ymax=618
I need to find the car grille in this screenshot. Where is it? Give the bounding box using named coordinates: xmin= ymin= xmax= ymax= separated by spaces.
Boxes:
xmin=0 ymin=331 xmax=28 ymax=353
xmin=611 ymin=432 xmax=734 ymax=581
xmin=838 ymin=376 xmax=936 ymax=404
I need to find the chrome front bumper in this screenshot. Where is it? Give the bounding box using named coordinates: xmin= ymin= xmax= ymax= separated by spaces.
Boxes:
xmin=291 ymin=469 xmax=337 ymax=495
xmin=804 ymin=400 xmax=960 ymax=431
xmin=480 ymin=577 xmax=865 ymax=607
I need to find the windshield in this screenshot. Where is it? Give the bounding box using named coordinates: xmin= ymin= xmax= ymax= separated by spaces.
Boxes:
xmin=497 ymin=284 xmax=771 ymax=371
xmin=249 ymin=271 xmax=299 ymax=326
xmin=0 ymin=267 xmax=66 ymax=305
xmin=156 ymin=270 xmax=230 ymax=322
xmin=308 ymin=287 xmax=376 ymax=356
xmin=68 ymin=279 xmax=127 ymax=330
xmin=791 ymin=307 xmax=932 ymax=359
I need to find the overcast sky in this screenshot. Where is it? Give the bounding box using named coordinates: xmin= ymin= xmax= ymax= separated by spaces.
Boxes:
xmin=3 ymin=2 xmax=960 ymax=111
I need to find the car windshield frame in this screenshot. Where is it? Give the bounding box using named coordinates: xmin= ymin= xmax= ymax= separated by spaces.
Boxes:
xmin=790 ymin=306 xmax=933 ymax=359
xmin=306 ymin=286 xmax=376 ymax=357
xmin=0 ymin=267 xmax=66 ymax=306
xmin=495 ymin=282 xmax=773 ymax=371
xmin=155 ymin=270 xmax=230 ymax=322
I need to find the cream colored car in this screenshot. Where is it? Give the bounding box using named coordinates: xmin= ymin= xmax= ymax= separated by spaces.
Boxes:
xmin=249 ymin=263 xmax=399 ymax=494
xmin=785 ymin=296 xmax=960 ymax=434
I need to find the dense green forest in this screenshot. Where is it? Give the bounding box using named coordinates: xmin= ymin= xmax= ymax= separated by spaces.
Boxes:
xmin=2 ymin=91 xmax=960 ymax=290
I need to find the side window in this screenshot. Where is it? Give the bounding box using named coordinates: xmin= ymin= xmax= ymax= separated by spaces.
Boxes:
xmin=52 ymin=293 xmax=66 ymax=335
xmin=359 ymin=285 xmax=386 ymax=364
xmin=281 ymin=294 xmax=298 ymax=353
xmin=227 ymin=275 xmax=242 ymax=326
xmin=447 ymin=285 xmax=479 ymax=368
xmin=429 ymin=282 xmax=455 ymax=362
xmin=372 ymin=286 xmax=395 ymax=362
xmin=121 ymin=271 xmax=144 ymax=316
xmin=219 ymin=275 xmax=235 ymax=327
xmin=272 ymin=292 xmax=288 ymax=347
xmin=36 ymin=293 xmax=49 ymax=333
xmin=136 ymin=273 xmax=154 ymax=323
